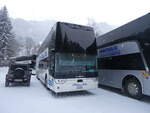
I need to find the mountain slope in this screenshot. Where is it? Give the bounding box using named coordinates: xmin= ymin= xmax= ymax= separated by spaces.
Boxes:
xmin=11 ymin=18 xmax=116 ymax=43
xmin=11 ymin=18 xmax=56 ymax=43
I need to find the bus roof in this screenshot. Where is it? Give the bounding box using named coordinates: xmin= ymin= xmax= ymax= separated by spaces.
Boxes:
xmin=38 ymin=22 xmax=97 ymax=55
xmin=97 ymin=13 xmax=150 ymax=48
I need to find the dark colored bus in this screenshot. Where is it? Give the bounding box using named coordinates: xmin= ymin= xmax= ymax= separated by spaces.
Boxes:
xmin=36 ymin=22 xmax=98 ymax=93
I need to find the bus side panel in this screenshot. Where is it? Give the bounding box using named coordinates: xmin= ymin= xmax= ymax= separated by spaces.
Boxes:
xmin=47 ymin=73 xmax=56 ymax=91
xmin=98 ymin=70 xmax=124 ymax=89
xmin=53 ymin=78 xmax=98 ymax=93
xmin=142 ymin=77 xmax=150 ymax=96
xmin=99 ymin=70 xmax=145 ymax=91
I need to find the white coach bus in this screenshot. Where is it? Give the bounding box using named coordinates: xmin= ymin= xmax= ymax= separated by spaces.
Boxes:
xmin=97 ymin=13 xmax=150 ymax=99
xmin=36 ymin=22 xmax=98 ymax=94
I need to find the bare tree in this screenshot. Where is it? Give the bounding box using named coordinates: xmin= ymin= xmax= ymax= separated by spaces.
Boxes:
xmin=24 ymin=37 xmax=36 ymax=56
xmin=87 ymin=18 xmax=102 ymax=37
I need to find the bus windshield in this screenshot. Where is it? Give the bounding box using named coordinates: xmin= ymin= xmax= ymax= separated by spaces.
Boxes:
xmin=55 ymin=53 xmax=97 ymax=78
xmin=58 ymin=54 xmax=96 ymax=66
xmin=55 ymin=53 xmax=96 ymax=73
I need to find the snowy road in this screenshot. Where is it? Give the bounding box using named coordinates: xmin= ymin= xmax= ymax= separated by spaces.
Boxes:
xmin=0 ymin=67 xmax=150 ymax=113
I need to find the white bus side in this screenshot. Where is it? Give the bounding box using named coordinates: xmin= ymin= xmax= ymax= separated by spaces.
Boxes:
xmin=97 ymin=41 xmax=150 ymax=99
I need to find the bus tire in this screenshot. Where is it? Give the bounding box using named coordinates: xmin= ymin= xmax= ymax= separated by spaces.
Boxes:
xmin=55 ymin=92 xmax=60 ymax=97
xmin=45 ymin=75 xmax=49 ymax=89
xmin=124 ymin=78 xmax=142 ymax=99
xmin=26 ymin=81 xmax=30 ymax=86
xmin=36 ymin=75 xmax=40 ymax=80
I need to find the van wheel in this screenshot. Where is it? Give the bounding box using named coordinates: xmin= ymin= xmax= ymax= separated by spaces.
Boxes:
xmin=5 ymin=80 xmax=9 ymax=87
xmin=125 ymin=78 xmax=142 ymax=99
xmin=26 ymin=81 xmax=30 ymax=86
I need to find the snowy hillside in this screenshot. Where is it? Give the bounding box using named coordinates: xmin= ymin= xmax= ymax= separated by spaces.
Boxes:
xmin=0 ymin=67 xmax=150 ymax=113
xmin=11 ymin=18 xmax=56 ymax=43
xmin=11 ymin=18 xmax=116 ymax=43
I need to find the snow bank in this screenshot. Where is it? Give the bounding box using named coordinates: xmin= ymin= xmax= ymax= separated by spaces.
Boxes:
xmin=0 ymin=67 xmax=150 ymax=113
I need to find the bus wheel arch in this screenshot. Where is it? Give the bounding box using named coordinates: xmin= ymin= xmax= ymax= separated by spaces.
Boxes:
xmin=122 ymin=75 xmax=143 ymax=99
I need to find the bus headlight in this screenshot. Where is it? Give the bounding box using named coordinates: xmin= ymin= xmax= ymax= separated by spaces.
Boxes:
xmin=142 ymin=71 xmax=149 ymax=77
xmin=55 ymin=79 xmax=66 ymax=84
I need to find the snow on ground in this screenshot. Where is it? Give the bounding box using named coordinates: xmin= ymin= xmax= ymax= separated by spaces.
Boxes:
xmin=0 ymin=67 xmax=150 ymax=113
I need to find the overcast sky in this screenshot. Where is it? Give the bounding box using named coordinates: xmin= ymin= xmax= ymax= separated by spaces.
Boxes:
xmin=0 ymin=0 xmax=150 ymax=26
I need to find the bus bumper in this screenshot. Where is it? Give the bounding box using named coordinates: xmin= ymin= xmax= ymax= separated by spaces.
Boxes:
xmin=52 ymin=78 xmax=98 ymax=93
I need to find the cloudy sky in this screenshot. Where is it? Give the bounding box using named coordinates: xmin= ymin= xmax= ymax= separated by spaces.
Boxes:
xmin=0 ymin=0 xmax=150 ymax=26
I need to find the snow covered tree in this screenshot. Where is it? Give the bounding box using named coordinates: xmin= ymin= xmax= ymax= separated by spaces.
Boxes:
xmin=0 ymin=6 xmax=15 ymax=59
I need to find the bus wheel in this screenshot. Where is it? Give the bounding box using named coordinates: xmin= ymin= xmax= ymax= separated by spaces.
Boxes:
xmin=125 ymin=78 xmax=142 ymax=99
xmin=45 ymin=75 xmax=49 ymax=89
xmin=26 ymin=81 xmax=30 ymax=86
xmin=36 ymin=75 xmax=40 ymax=80
xmin=55 ymin=92 xmax=60 ymax=97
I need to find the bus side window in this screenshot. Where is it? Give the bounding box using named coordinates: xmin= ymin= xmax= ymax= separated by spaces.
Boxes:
xmin=98 ymin=53 xmax=145 ymax=70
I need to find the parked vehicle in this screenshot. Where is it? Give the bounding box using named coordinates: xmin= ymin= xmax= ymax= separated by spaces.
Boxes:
xmin=36 ymin=22 xmax=98 ymax=94
xmin=5 ymin=63 xmax=31 ymax=87
xmin=97 ymin=13 xmax=150 ymax=99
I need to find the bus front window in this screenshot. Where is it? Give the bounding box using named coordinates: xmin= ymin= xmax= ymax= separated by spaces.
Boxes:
xmin=60 ymin=55 xmax=95 ymax=66
xmin=55 ymin=53 xmax=96 ymax=73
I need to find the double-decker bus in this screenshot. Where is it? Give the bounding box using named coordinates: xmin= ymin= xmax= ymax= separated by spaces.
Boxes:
xmin=97 ymin=13 xmax=150 ymax=99
xmin=36 ymin=22 xmax=98 ymax=93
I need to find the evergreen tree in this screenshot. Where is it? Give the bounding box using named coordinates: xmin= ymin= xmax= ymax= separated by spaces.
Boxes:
xmin=0 ymin=6 xmax=15 ymax=59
